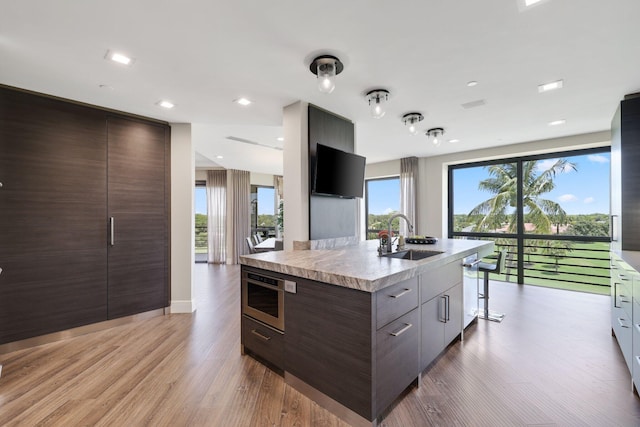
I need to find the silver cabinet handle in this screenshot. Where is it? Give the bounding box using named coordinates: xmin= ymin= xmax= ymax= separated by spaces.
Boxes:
xmin=109 ymin=217 xmax=115 ymax=246
xmin=439 ymin=296 xmax=447 ymax=323
xmin=620 ymin=294 xmax=630 ymax=303
xmin=389 ymin=288 xmax=411 ymax=299
xmin=445 ymin=294 xmax=450 ymax=322
xmin=251 ymin=329 xmax=271 ymax=341
xmin=390 ymin=323 xmax=412 ymax=337
xmin=618 ymin=317 xmax=630 ymax=328
xmin=463 ymin=259 xmax=481 ymax=267
xmin=614 ymin=282 xmax=621 ymax=308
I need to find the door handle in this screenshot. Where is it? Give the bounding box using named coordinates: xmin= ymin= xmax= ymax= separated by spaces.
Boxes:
xmin=109 ymin=217 xmax=115 ymax=246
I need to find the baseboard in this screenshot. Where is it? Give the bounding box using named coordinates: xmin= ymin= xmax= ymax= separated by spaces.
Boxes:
xmin=170 ymin=299 xmax=196 ymax=313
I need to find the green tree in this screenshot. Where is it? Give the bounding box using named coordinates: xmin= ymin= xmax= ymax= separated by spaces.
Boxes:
xmin=468 ymin=159 xmax=576 ymax=234
xmin=568 ymin=220 xmax=610 ymax=237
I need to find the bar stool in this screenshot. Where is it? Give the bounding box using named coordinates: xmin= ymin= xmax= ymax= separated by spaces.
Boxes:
xmin=478 ymin=249 xmax=508 ymax=322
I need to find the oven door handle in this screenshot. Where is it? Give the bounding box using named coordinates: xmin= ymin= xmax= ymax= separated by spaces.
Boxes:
xmin=245 ymin=279 xmax=282 ymax=292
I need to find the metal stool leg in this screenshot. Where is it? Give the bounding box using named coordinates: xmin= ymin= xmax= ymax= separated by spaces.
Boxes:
xmin=478 ymin=271 xmax=505 ymax=322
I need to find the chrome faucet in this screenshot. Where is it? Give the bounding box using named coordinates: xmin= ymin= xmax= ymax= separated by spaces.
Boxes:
xmin=387 ymin=213 xmax=414 ymax=253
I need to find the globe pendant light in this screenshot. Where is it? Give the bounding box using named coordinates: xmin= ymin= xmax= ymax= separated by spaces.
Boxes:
xmin=309 ymin=55 xmax=344 ymax=94
xmin=402 ymin=112 xmax=424 ymax=135
xmin=366 ymin=89 xmax=390 ymax=119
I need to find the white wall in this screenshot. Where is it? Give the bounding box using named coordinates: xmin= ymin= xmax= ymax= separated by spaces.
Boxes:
xmin=282 ymin=101 xmax=309 ymax=250
xmin=365 ymin=131 xmax=611 ymax=239
xmin=365 ymin=159 xmax=400 ymax=179
xmin=170 ymin=123 xmax=196 ymax=313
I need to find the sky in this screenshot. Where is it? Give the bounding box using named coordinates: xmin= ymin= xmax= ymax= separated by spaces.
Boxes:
xmin=367 ymin=177 xmax=401 ymax=215
xmin=452 ymin=152 xmax=611 ymax=215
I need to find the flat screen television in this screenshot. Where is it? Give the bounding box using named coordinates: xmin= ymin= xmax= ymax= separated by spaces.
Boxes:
xmin=312 ymin=143 xmax=366 ymax=199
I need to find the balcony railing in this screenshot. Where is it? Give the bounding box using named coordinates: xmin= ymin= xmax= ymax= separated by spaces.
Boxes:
xmin=458 ymin=236 xmax=611 ymax=295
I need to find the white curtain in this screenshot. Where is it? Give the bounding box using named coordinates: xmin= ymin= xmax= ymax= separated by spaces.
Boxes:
xmin=400 ymin=157 xmax=419 ymax=236
xmin=274 ymin=175 xmax=284 ymax=238
xmin=226 ymin=169 xmax=251 ymax=264
xmin=206 ymin=170 xmax=227 ymax=264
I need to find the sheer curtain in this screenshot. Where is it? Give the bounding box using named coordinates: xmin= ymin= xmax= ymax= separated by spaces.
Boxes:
xmin=226 ymin=169 xmax=251 ymax=264
xmin=274 ymin=175 xmax=283 ymax=238
xmin=400 ymin=157 xmax=419 ymax=236
xmin=206 ymin=170 xmax=227 ymax=264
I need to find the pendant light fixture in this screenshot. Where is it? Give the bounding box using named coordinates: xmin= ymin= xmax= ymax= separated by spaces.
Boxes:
xmin=366 ymin=89 xmax=390 ymax=119
xmin=426 ymin=127 xmax=445 ymax=146
xmin=402 ymin=112 xmax=424 ymax=135
xmin=309 ymin=55 xmax=344 ymax=94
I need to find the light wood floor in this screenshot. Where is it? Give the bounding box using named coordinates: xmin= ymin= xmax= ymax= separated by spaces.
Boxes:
xmin=1 ymin=264 xmax=640 ymax=426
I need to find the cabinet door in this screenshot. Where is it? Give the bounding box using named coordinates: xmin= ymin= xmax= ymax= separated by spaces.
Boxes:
xmin=0 ymin=88 xmax=108 ymax=343
xmin=444 ymin=283 xmax=463 ymax=345
xmin=284 ymin=278 xmax=373 ymax=421
xmin=375 ymin=308 xmax=419 ymax=413
xmin=421 ymin=296 xmax=445 ymax=370
xmin=107 ymin=117 xmax=169 ymax=318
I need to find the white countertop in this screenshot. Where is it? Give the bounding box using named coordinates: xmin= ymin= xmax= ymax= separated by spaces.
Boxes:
xmin=240 ymin=238 xmax=494 ymax=292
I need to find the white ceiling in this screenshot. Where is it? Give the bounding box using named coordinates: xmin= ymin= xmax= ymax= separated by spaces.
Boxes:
xmin=2 ymin=0 xmax=639 ymax=176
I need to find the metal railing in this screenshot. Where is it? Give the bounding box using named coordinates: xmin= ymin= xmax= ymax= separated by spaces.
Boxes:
xmin=456 ymin=236 xmax=610 ymax=294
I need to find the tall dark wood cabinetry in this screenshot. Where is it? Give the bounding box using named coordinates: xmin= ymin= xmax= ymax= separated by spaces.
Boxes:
xmin=0 ymin=87 xmax=170 ymax=345
xmin=0 ymin=89 xmax=109 ymax=344
xmin=611 ymin=94 xmax=640 ymax=251
xmin=107 ymin=117 xmax=169 ymax=318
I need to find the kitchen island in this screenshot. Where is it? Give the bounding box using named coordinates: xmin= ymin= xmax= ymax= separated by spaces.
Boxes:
xmin=240 ymin=238 xmax=493 ymax=427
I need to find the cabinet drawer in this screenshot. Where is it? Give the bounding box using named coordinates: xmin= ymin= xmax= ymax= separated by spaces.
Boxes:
xmin=242 ymin=315 xmax=284 ymax=370
xmin=612 ymin=306 xmax=632 ymax=373
xmin=375 ymin=308 xmax=419 ymax=413
xmin=376 ymin=277 xmax=419 ymax=329
xmin=614 ymin=280 xmax=633 ymax=319
xmin=421 ymin=261 xmax=462 ymax=303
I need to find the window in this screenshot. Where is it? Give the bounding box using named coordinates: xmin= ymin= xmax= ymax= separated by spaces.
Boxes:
xmin=449 ymin=148 xmax=611 ymax=294
xmin=365 ymin=177 xmax=400 ymax=240
xmin=251 ymin=185 xmax=276 ymax=239
xmin=194 ymin=180 xmax=207 ymax=263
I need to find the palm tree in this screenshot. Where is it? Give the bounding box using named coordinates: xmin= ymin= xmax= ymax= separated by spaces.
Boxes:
xmin=468 ymin=159 xmax=576 ymax=234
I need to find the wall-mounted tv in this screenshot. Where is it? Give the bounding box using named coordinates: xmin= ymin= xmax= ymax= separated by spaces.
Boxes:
xmin=312 ymin=143 xmax=366 ymax=199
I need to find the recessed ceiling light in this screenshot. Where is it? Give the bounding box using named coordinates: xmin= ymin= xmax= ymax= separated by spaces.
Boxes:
xmin=549 ymin=119 xmax=566 ymax=126
xmin=157 ymin=100 xmax=175 ymax=109
xmin=466 ymin=81 xmax=478 ymax=87
xmin=235 ymin=98 xmax=252 ymax=106
xmin=216 ymin=155 xmax=223 ymax=159
xmin=448 ymin=139 xmax=460 ymax=143
xmin=538 ymin=79 xmax=563 ymax=93
xmin=277 ymin=137 xmax=284 ymax=142
xmin=105 ymin=50 xmax=134 ymax=66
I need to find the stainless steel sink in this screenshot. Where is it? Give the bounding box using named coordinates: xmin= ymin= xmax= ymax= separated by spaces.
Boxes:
xmin=382 ymin=249 xmax=443 ymax=260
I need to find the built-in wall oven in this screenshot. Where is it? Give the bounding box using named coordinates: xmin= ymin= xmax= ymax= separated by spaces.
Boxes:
xmin=242 ymin=270 xmax=285 ymax=331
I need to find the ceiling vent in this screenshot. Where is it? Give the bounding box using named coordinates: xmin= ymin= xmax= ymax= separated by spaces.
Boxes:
xmin=461 ymin=99 xmax=487 ymax=109
xmin=225 ymin=136 xmax=283 ymax=151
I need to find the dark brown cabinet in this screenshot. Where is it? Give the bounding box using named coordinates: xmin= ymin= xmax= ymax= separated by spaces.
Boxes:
xmin=611 ymin=94 xmax=640 ymax=251
xmin=107 ymin=117 xmax=169 ymax=318
xmin=0 ymin=86 xmax=169 ymax=345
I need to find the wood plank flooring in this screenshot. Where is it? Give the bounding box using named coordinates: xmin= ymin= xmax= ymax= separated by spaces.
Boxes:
xmin=1 ymin=264 xmax=639 ymax=426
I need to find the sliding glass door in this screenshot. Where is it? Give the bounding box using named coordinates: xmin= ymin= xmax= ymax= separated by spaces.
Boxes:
xmin=449 ymin=148 xmax=611 ymax=293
